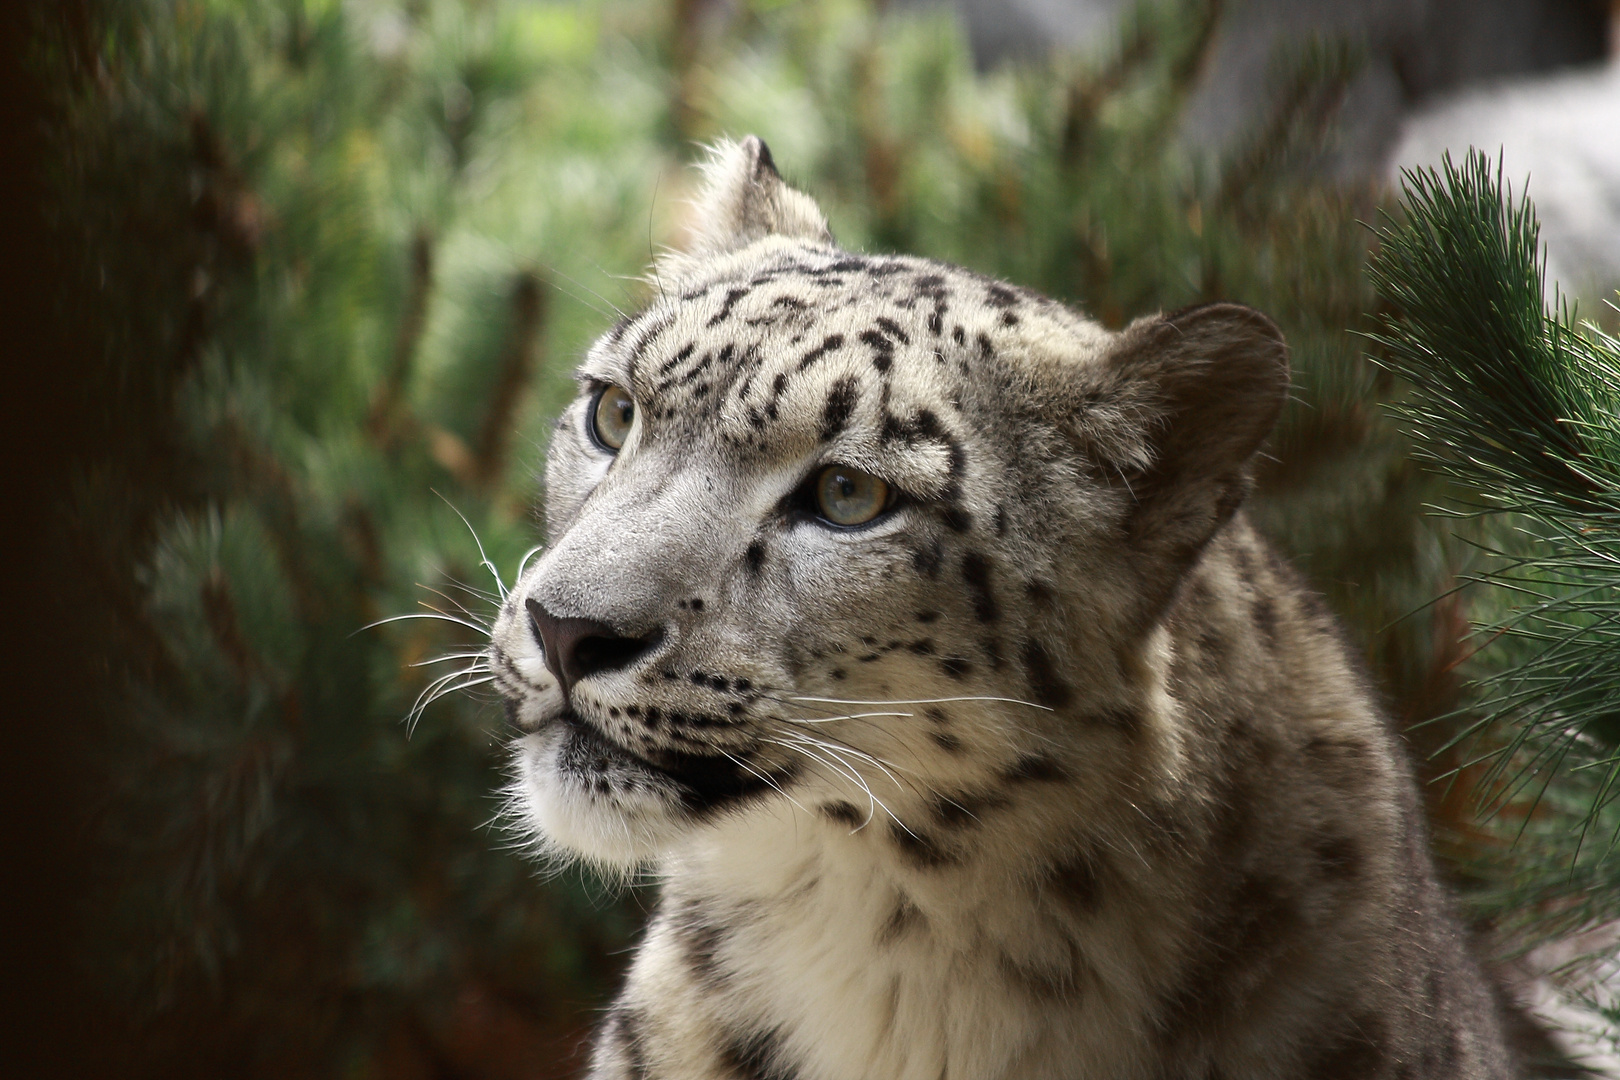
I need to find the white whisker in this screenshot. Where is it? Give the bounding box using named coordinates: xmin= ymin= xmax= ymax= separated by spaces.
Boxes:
xmin=416 ymin=584 xmax=493 ymax=628
xmin=409 ymin=651 xmax=493 ymax=668
xmin=766 ymin=737 xmax=890 ymax=832
xmin=407 ymin=665 xmax=493 ymax=733
xmin=774 ymin=730 xmax=913 ymax=799
xmin=788 ymin=694 xmax=1053 ymax=711
xmin=720 ymin=749 xmax=813 ymax=816
xmin=775 ymin=710 xmax=913 ymax=724
xmin=358 ymin=610 xmax=494 ymax=638
xmin=515 ymin=544 xmax=545 ymax=581
xmin=433 ymin=489 xmax=508 ymax=600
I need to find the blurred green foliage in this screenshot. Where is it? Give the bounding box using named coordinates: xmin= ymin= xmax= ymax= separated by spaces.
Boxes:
xmin=44 ymin=0 xmax=1614 ymax=1074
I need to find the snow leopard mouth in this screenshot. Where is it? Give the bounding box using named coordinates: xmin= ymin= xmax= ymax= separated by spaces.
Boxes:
xmin=555 ymin=709 xmax=797 ymax=817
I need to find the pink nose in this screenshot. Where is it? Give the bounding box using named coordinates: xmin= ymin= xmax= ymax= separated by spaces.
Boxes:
xmin=524 ymin=598 xmax=662 ymax=699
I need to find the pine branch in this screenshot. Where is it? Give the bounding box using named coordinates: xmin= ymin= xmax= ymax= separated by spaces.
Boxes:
xmin=1368 ymin=149 xmax=1620 ymax=856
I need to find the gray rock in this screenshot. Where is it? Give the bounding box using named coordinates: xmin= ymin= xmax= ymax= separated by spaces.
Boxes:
xmin=904 ymin=0 xmax=1608 ymax=180
xmin=1388 ymin=59 xmax=1620 ymax=299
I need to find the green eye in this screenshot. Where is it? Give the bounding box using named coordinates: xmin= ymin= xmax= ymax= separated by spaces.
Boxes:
xmin=815 ymin=465 xmax=891 ymax=526
xmin=591 ymin=385 xmax=635 ymax=451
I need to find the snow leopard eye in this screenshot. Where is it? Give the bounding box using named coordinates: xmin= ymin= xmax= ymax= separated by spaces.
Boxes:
xmin=814 ymin=465 xmax=890 ymax=526
xmin=591 ymin=385 xmax=635 ymax=451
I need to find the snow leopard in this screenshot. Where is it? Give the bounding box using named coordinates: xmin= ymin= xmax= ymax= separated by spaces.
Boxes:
xmin=486 ymin=136 xmax=1515 ymax=1079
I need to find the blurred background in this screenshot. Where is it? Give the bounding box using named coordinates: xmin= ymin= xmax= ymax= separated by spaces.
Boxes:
xmin=3 ymin=0 xmax=1619 ymax=1076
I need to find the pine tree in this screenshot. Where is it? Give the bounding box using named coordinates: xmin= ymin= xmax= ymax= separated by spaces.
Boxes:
xmin=1369 ymin=152 xmax=1620 ymax=1045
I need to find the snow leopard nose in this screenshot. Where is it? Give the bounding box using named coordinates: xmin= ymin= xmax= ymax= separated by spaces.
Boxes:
xmin=525 ymin=598 xmax=662 ymax=700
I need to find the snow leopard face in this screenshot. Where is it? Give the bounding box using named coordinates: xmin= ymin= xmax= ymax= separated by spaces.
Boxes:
xmin=488 ymin=137 xmax=1286 ymax=870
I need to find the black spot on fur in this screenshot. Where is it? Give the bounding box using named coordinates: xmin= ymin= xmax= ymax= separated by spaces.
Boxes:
xmin=931 ymin=790 xmax=1008 ymax=829
xmin=1196 ymin=627 xmax=1228 ymax=672
xmin=820 ymin=375 xmax=860 ymax=441
xmin=1020 ymin=640 xmax=1073 ymax=708
xmin=994 ymin=506 xmax=1008 ymax=534
xmin=1003 ymin=754 xmax=1068 ymax=784
xmin=961 ymin=552 xmax=999 ymax=622
xmin=796 ymin=332 xmax=846 ymax=372
xmin=986 ymin=284 xmax=1018 ymax=307
xmin=942 ymin=505 xmax=973 ymax=533
xmin=655 ymin=342 xmax=696 ymax=377
xmin=706 ymin=286 xmax=750 ymax=327
xmin=766 ymin=372 xmax=788 ymax=420
xmin=745 ymin=540 xmax=765 ymax=574
xmin=1091 ymin=706 xmax=1140 ymax=732
xmin=813 ymin=257 xmax=866 ymax=276
xmin=821 ymin=801 xmax=864 ymax=828
xmin=874 ymin=316 xmax=911 ymax=345
xmin=889 ymin=822 xmax=955 ymax=869
xmin=998 ymin=945 xmax=1087 ymax=1001
xmin=939 ymin=655 xmax=972 ymax=680
xmin=1047 ymin=849 xmax=1103 ymax=914
xmin=907 ymin=639 xmax=935 ymax=655
xmin=877 ymin=895 xmax=925 ymax=944
xmin=860 ymin=329 xmax=895 ymax=373
xmin=976 ymin=332 xmax=995 ymax=361
xmin=605 ymin=1007 xmax=651 ymax=1080
xmin=1000 ymin=310 xmax=1019 ymax=326
xmin=720 ymin=1027 xmax=799 ymax=1080
xmin=952 ymin=325 xmax=966 ymax=345
xmin=1314 ymin=833 xmax=1363 ymax=882
xmin=924 ymin=706 xmax=949 ymax=724
xmin=1253 ymin=596 xmax=1279 ymax=648
xmin=931 ymin=730 xmax=962 ymax=753
xmin=912 ymin=541 xmax=944 ymax=579
xmin=677 ymin=905 xmax=729 ymax=989
xmin=1301 ymin=735 xmax=1374 ymax=792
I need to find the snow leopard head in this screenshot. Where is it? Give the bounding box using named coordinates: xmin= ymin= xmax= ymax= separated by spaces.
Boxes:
xmin=488 ymin=137 xmax=1286 ymax=870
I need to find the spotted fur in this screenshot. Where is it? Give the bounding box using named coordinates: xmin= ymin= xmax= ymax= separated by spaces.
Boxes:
xmin=487 ymin=137 xmax=1514 ymax=1079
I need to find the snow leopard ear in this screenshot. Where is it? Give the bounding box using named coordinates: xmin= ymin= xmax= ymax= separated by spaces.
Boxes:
xmin=1097 ymin=303 xmax=1288 ymax=611
xmin=680 ymin=136 xmax=833 ymax=262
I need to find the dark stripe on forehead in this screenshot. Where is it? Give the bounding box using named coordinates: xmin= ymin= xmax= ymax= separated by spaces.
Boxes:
xmin=653 ymin=345 xmax=715 ymax=394
xmin=820 ymin=376 xmax=860 ymax=442
xmin=624 ymin=313 xmax=676 ymax=370
xmin=706 ymin=286 xmax=750 ymax=327
xmin=654 ymin=342 xmax=695 ymax=378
